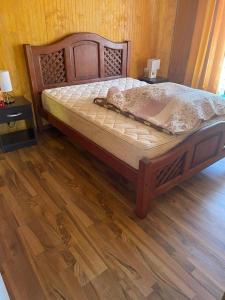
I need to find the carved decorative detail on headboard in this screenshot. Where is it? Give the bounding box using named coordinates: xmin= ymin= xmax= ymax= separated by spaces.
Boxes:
xmin=40 ymin=49 xmax=66 ymax=85
xmin=104 ymin=47 xmax=122 ymax=77
xmin=24 ymin=32 xmax=131 ymax=129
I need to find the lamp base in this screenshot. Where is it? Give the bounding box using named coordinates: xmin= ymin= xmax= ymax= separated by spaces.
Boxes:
xmin=4 ymin=98 xmax=15 ymax=105
xmin=3 ymin=93 xmax=15 ymax=105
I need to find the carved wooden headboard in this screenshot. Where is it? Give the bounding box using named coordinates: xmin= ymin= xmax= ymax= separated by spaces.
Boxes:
xmin=24 ymin=32 xmax=131 ymax=128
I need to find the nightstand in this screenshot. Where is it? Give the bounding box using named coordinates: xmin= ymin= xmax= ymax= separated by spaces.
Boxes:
xmin=0 ymin=96 xmax=37 ymax=152
xmin=138 ymin=76 xmax=168 ymax=84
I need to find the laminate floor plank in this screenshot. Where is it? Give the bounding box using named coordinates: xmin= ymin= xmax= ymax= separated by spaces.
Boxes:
xmin=0 ymin=129 xmax=224 ymax=300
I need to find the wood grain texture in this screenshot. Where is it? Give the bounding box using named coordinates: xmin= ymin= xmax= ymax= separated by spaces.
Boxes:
xmin=151 ymin=0 xmax=178 ymax=77
xmin=0 ymin=128 xmax=225 ymax=299
xmin=24 ymin=32 xmax=225 ymax=219
xmin=168 ymin=0 xmax=199 ymax=83
xmin=0 ymin=0 xmax=177 ymax=100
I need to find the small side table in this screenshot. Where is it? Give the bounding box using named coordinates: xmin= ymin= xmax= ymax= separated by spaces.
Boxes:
xmin=0 ymin=96 xmax=37 ymax=152
xmin=138 ymin=76 xmax=168 ymax=84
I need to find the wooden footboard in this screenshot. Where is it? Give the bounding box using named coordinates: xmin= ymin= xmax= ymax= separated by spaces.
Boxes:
xmin=136 ymin=122 xmax=225 ymax=218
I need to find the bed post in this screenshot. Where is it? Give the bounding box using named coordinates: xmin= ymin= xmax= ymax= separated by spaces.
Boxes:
xmin=24 ymin=44 xmax=44 ymax=131
xmin=136 ymin=158 xmax=153 ymax=218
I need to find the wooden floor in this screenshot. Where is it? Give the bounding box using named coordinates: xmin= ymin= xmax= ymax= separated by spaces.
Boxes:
xmin=0 ymin=129 xmax=225 ymax=300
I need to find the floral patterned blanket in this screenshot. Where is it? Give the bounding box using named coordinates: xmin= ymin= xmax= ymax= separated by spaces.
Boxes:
xmin=94 ymin=82 xmax=225 ymax=134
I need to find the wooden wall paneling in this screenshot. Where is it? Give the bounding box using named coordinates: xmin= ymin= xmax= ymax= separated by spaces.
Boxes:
xmin=0 ymin=0 xmax=153 ymax=99
xmin=151 ymin=0 xmax=178 ymax=77
xmin=0 ymin=0 xmax=177 ymax=100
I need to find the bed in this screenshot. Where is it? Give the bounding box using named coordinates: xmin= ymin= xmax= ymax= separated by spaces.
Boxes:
xmin=24 ymin=32 xmax=225 ymax=218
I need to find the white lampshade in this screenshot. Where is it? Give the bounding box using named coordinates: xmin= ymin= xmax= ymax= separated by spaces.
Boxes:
xmin=147 ymin=59 xmax=160 ymax=71
xmin=0 ymin=70 xmax=12 ymax=92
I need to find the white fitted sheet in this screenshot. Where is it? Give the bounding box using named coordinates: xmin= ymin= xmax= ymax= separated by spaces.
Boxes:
xmin=42 ymin=77 xmax=225 ymax=169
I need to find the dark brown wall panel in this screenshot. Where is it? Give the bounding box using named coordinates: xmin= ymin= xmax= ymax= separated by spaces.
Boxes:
xmin=168 ymin=0 xmax=199 ymax=83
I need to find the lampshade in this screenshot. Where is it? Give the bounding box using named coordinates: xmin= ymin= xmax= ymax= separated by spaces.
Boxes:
xmin=147 ymin=59 xmax=160 ymax=71
xmin=0 ymin=70 xmax=12 ymax=92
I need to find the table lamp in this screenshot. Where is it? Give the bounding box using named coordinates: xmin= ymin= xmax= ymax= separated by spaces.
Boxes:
xmin=144 ymin=59 xmax=160 ymax=79
xmin=0 ymin=70 xmax=14 ymax=104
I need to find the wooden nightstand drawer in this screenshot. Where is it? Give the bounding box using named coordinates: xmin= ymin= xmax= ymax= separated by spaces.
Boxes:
xmin=0 ymin=96 xmax=37 ymax=153
xmin=0 ymin=105 xmax=32 ymax=123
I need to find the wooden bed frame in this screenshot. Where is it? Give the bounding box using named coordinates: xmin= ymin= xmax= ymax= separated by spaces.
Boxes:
xmin=24 ymin=32 xmax=225 ymax=218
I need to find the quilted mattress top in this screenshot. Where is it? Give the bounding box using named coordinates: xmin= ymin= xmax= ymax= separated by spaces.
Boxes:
xmin=42 ymin=77 xmax=182 ymax=150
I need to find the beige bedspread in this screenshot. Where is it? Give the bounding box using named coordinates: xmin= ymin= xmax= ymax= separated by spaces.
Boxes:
xmin=106 ymin=83 xmax=225 ymax=134
xmin=42 ymin=77 xmax=225 ymax=169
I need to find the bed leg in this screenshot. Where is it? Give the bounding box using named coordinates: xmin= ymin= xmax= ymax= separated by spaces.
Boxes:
xmin=37 ymin=121 xmax=44 ymax=133
xmin=135 ymin=158 xmax=152 ymax=218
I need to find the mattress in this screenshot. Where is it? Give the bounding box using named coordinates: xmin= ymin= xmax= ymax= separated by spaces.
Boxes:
xmin=42 ymin=77 xmax=225 ymax=169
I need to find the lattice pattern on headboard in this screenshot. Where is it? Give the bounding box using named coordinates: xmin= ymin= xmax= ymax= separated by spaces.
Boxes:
xmin=104 ymin=47 xmax=122 ymax=77
xmin=40 ymin=49 xmax=66 ymax=85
